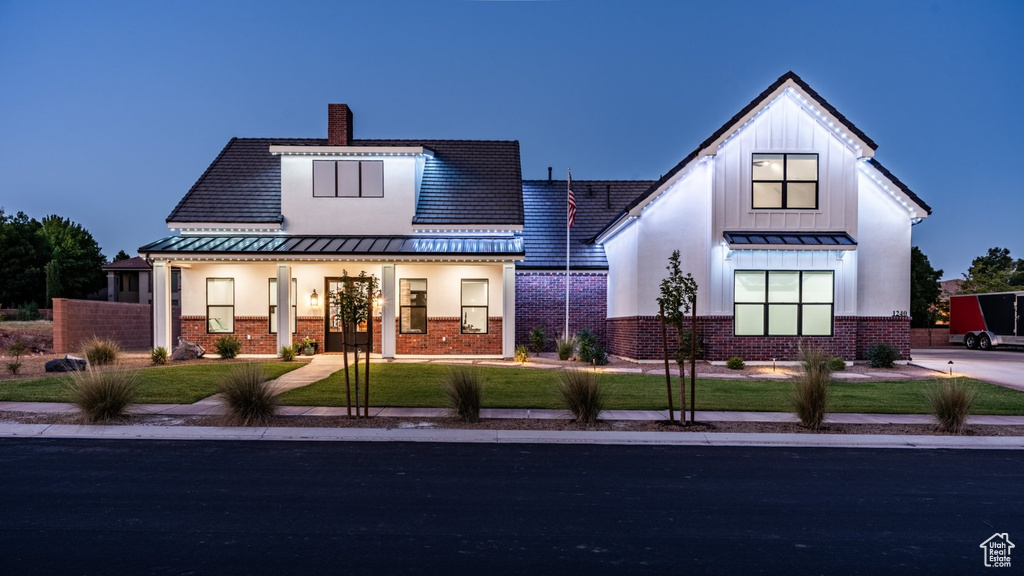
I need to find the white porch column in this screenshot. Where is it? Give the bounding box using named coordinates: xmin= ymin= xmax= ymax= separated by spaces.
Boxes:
xmin=276 ymin=263 xmax=292 ymax=355
xmin=502 ymin=263 xmax=516 ymax=359
xmin=152 ymin=260 xmax=172 ymax=350
xmin=381 ymin=263 xmax=395 ymax=358
xmin=106 ymin=272 xmax=117 ymax=302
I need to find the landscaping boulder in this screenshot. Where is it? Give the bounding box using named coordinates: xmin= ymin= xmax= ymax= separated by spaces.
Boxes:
xmin=45 ymin=354 xmax=87 ymax=372
xmin=171 ymin=337 xmax=205 ymax=361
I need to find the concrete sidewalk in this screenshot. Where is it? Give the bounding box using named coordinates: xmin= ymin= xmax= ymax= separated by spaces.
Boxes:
xmin=1 ymin=421 xmax=1022 ymax=450
xmin=2 ymin=400 xmax=1024 ymax=426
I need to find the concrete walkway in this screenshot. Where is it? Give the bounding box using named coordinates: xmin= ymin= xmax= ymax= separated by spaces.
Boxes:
xmin=188 ymin=354 xmax=349 ymax=408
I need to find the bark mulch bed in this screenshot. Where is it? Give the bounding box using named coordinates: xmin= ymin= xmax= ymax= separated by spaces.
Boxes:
xmin=3 ymin=411 xmax=1022 ymax=437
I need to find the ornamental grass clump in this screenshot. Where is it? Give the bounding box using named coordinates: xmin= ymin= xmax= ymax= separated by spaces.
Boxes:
xmin=555 ymin=334 xmax=575 ymax=361
xmin=84 ymin=337 xmax=120 ymax=366
xmin=529 ymin=326 xmax=547 ymax=353
xmin=514 ymin=345 xmax=530 ymax=364
xmin=280 ymin=345 xmax=295 ymax=361
xmin=791 ymin=347 xmax=832 ymax=431
xmin=924 ymin=378 xmax=976 ymax=435
xmin=218 ymin=363 xmax=278 ymax=426
xmin=557 ymin=369 xmax=606 ymax=425
xmin=441 ymin=367 xmax=483 ymax=423
xmin=68 ymin=365 xmax=139 ymax=423
xmin=151 ymin=346 xmax=168 ymax=365
xmin=213 ymin=335 xmax=242 ymax=359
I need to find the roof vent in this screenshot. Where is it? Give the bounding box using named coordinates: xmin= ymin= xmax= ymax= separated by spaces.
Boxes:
xmin=328 ymin=104 xmax=353 ymax=146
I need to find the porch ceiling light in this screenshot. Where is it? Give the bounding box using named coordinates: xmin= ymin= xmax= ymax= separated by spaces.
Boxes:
xmin=310 ymin=289 xmax=319 ymax=308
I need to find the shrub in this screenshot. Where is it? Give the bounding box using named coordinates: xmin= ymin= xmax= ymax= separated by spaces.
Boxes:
xmin=441 ymin=367 xmax=482 ymax=423
xmin=791 ymin=347 xmax=831 ymax=431
xmin=514 ymin=345 xmax=529 ymax=363
xmin=529 ymin=326 xmax=547 ymax=353
xmin=280 ymin=345 xmax=295 ymax=361
xmin=218 ymin=363 xmax=278 ymax=426
xmin=867 ymin=343 xmax=901 ymax=368
xmin=84 ymin=337 xmax=120 ymax=366
xmin=16 ymin=302 xmax=39 ymax=321
xmin=213 ymin=335 xmax=242 ymax=359
xmin=726 ymin=357 xmax=745 ymax=370
xmin=558 ymin=369 xmax=606 ymax=425
xmin=68 ymin=366 xmax=139 ymax=423
xmin=6 ymin=361 xmax=22 ymax=375
xmin=151 ymin=346 xmax=168 ymax=365
xmin=555 ymin=334 xmax=575 ymax=361
xmin=576 ymin=329 xmax=609 ymax=365
xmin=827 ymin=356 xmax=846 ymax=371
xmin=925 ymin=378 xmax=976 ymax=434
xmin=6 ymin=340 xmax=26 ymax=373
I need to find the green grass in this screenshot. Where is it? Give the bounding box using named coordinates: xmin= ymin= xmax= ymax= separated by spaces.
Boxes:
xmin=278 ymin=363 xmax=1024 ymax=415
xmin=0 ymin=362 xmax=303 ymax=404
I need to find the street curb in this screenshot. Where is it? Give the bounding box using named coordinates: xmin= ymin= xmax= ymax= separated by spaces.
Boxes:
xmin=1 ymin=423 xmax=1023 ymax=450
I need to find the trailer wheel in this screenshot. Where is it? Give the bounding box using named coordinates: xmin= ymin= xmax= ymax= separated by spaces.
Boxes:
xmin=979 ymin=334 xmax=992 ymax=350
xmin=965 ymin=334 xmax=978 ymax=349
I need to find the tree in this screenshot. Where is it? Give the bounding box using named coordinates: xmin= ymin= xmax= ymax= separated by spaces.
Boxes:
xmin=0 ymin=209 xmax=51 ymax=308
xmin=910 ymin=246 xmax=943 ymax=328
xmin=657 ymin=250 xmax=699 ymax=425
xmin=111 ymin=250 xmax=132 ymax=263
xmin=40 ymin=215 xmax=106 ymax=300
xmin=960 ymin=247 xmax=1024 ymax=294
xmin=329 ymin=270 xmax=380 ymax=418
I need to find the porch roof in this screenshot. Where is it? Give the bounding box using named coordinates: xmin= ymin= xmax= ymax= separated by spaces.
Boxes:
xmin=724 ymin=231 xmax=857 ymax=249
xmin=139 ymin=234 xmax=524 ymax=260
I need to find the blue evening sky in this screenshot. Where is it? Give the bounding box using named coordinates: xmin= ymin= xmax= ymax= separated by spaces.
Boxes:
xmin=1 ymin=0 xmax=1021 ymax=280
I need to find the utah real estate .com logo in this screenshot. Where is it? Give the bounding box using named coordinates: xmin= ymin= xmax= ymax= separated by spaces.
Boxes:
xmin=980 ymin=533 xmax=1014 ymax=568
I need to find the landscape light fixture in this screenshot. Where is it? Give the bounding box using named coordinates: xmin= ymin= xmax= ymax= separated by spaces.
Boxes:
xmin=948 ymin=360 xmax=954 ymax=377
xmin=772 ymin=357 xmax=777 ymax=372
xmin=310 ymin=289 xmax=319 ymax=308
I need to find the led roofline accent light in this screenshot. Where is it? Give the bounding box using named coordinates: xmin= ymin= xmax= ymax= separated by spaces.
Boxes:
xmin=857 ymin=160 xmax=920 ymax=221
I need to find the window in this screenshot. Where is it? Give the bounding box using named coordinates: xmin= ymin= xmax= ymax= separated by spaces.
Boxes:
xmin=400 ymin=279 xmax=427 ymax=334
xmin=269 ymin=278 xmax=298 ymax=334
xmin=461 ymin=279 xmax=488 ymax=334
xmin=313 ymin=160 xmax=384 ymax=198
xmin=206 ymin=278 xmax=234 ymax=334
xmin=752 ymin=153 xmax=818 ymax=209
xmin=734 ymin=271 xmax=833 ymax=336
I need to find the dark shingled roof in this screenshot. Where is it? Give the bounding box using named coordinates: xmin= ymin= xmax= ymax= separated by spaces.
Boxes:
xmin=596 ymin=71 xmax=912 ymax=238
xmin=866 ymin=158 xmax=932 ymax=215
xmin=520 ymin=179 xmax=655 ymax=270
xmin=102 ymin=256 xmax=150 ymax=271
xmin=167 ymin=138 xmax=523 ymax=226
xmin=139 ymin=235 xmax=523 ymax=257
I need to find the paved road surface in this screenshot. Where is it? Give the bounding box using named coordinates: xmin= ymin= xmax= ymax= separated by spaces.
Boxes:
xmin=1 ymin=439 xmax=1021 ymax=574
xmin=913 ymin=347 xmax=1024 ymax=389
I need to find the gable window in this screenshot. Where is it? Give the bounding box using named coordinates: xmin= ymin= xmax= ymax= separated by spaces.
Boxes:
xmin=313 ymin=160 xmax=384 ymax=198
xmin=461 ymin=279 xmax=488 ymax=334
xmin=734 ymin=271 xmax=833 ymax=336
xmin=399 ymin=279 xmax=427 ymax=334
xmin=207 ymin=278 xmax=234 ymax=334
xmin=269 ymin=278 xmax=298 ymax=334
xmin=752 ymin=153 xmax=818 ymax=209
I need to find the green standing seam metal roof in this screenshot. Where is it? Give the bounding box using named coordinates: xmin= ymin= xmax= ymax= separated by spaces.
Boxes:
xmin=139 ymin=235 xmax=524 ymax=257
xmin=166 ymin=138 xmax=524 ymax=226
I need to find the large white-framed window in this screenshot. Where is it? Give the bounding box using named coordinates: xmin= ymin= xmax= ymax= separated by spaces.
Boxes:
xmin=206 ymin=278 xmax=234 ymax=334
xmin=399 ymin=278 xmax=427 ymax=334
xmin=734 ymin=270 xmax=834 ymax=336
xmin=461 ymin=279 xmax=488 ymax=334
xmin=313 ymin=160 xmax=384 ymax=198
xmin=752 ymin=153 xmax=818 ymax=209
xmin=269 ymin=278 xmax=297 ymax=334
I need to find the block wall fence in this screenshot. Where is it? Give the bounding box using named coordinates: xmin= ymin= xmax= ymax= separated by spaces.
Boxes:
xmin=53 ymin=298 xmax=180 ymax=354
xmin=515 ymin=272 xmax=608 ymax=351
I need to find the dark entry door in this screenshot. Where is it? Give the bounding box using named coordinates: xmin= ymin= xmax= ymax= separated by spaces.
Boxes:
xmin=324 ymin=278 xmax=370 ymax=353
xmin=1017 ymin=296 xmax=1023 ymax=339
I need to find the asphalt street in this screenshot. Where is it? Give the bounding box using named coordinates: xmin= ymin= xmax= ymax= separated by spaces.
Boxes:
xmin=1 ymin=439 xmax=1020 ymax=575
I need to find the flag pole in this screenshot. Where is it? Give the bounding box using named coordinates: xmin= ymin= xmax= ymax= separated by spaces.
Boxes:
xmin=565 ymin=169 xmax=571 ymax=340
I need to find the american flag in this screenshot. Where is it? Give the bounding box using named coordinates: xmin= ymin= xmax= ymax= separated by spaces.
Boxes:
xmin=567 ymin=170 xmax=577 ymax=229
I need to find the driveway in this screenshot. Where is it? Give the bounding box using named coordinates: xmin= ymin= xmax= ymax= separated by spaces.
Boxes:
xmin=911 ymin=347 xmax=1024 ymax=390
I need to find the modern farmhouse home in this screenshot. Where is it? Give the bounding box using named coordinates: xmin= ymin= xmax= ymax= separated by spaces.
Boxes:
xmin=140 ymin=72 xmax=929 ymax=360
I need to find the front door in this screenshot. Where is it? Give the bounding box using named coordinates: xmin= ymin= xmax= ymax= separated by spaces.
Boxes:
xmin=1017 ymin=296 xmax=1023 ymax=340
xmin=324 ymin=277 xmax=370 ymax=353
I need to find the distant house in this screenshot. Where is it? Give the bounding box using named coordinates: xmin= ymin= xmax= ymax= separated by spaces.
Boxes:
xmin=102 ymin=257 xmax=180 ymax=307
xmin=140 ymin=72 xmax=929 ymax=360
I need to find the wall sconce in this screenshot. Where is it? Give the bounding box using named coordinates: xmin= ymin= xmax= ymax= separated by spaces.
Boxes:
xmin=310 ymin=289 xmax=319 ymax=308
xmin=375 ymin=296 xmax=383 ymax=310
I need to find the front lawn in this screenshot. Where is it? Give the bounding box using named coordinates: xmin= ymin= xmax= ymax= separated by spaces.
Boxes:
xmin=278 ymin=363 xmax=1024 ymax=415
xmin=0 ymin=362 xmax=304 ymax=404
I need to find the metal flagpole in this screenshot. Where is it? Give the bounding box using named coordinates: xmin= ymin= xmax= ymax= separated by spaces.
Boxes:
xmin=565 ymin=170 xmax=571 ymax=339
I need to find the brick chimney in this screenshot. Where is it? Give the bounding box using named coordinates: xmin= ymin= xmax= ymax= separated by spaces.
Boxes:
xmin=328 ymin=104 xmax=353 ymax=146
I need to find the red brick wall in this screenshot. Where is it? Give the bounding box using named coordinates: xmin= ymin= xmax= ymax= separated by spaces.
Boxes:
xmin=607 ymin=315 xmax=909 ymax=361
xmin=53 ymin=298 xmax=180 ymax=353
xmin=912 ymin=327 xmax=951 ymax=348
xmin=396 ymin=317 xmax=503 ymax=355
xmin=515 ymin=272 xmax=607 ymax=350
xmin=181 ymin=315 xmax=328 ymax=355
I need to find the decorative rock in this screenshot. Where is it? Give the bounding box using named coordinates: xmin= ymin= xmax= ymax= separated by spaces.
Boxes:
xmin=171 ymin=337 xmax=206 ymax=361
xmin=45 ymin=354 xmax=87 ymax=372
